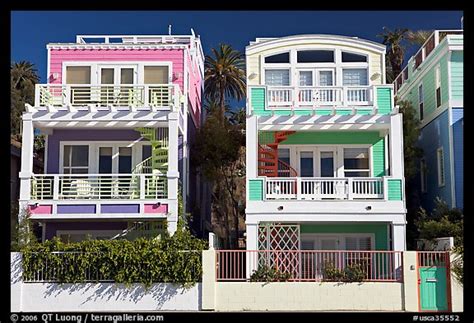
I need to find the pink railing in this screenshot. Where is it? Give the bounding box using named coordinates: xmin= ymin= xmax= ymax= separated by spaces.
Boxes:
xmin=216 ymin=250 xmax=403 ymax=282
xmin=417 ymin=251 xmax=450 ymax=267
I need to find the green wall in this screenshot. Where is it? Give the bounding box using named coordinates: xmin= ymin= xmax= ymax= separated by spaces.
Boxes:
xmin=450 ymin=51 xmax=463 ymax=101
xmin=387 ymin=179 xmax=403 ymax=200
xmin=300 ymin=223 xmax=389 ymax=250
xmin=249 ymin=179 xmax=264 ymax=201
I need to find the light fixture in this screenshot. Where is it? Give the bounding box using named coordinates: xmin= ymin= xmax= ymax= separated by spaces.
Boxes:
xmin=277 ymin=206 xmax=284 ymax=211
xmin=34 ymin=202 xmax=39 ymax=207
xmin=370 ymin=72 xmax=381 ymax=81
xmin=248 ymin=73 xmax=257 ymax=80
xmin=365 ymin=206 xmax=372 ymax=211
xmin=155 ymin=202 xmax=161 ymax=207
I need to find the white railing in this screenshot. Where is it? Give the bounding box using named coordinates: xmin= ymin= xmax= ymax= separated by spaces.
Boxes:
xmin=30 ymin=174 xmax=167 ymax=200
xmin=34 ymin=84 xmax=180 ymax=110
xmin=266 ymin=86 xmax=372 ymax=108
xmin=264 ymin=177 xmax=384 ymax=200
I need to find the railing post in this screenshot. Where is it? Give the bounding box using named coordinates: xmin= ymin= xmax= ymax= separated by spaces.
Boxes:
xmin=64 ymin=85 xmax=71 ymax=106
xmin=347 ymin=178 xmax=354 ymax=200
xmin=342 ymin=86 xmax=347 ymax=107
xmin=383 ymin=176 xmax=389 ymax=201
xmin=296 ymin=177 xmax=302 ymax=200
xmin=140 ymin=174 xmax=146 ymax=199
xmin=144 ymin=85 xmax=150 ymax=107
xmin=53 ymin=175 xmax=60 ymax=200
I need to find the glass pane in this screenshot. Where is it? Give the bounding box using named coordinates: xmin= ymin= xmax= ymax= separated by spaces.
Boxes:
xmin=319 ymin=71 xmax=333 ymax=86
xmin=300 ymin=152 xmax=314 ymax=177
xmin=342 ymin=69 xmax=368 ymax=86
xmin=265 ymin=69 xmax=290 ymax=86
xmin=63 ymin=145 xmax=71 ymax=166
xmin=344 ymin=171 xmax=370 ymax=177
xmin=299 ymin=71 xmax=313 ymax=86
xmin=99 ymin=147 xmax=113 ymax=174
xmin=70 ymin=146 xmax=89 ymax=167
xmin=320 ymin=151 xmax=334 ymax=177
xmin=121 ymin=68 xmax=134 ymax=84
xmin=341 ymin=52 xmax=367 ymax=62
xmin=345 ymin=237 xmax=358 ymax=250
xmin=66 ymin=66 xmax=91 ymax=84
xmin=119 ymin=147 xmax=132 ymax=173
xmin=144 ymin=66 xmax=169 ymax=84
xmin=297 ymin=50 xmax=334 ymax=63
xmin=71 ymin=168 xmax=88 ymax=174
xmin=101 ymin=68 xmax=114 ymax=84
xmin=142 ymin=145 xmax=152 ymax=161
xmin=264 ymin=52 xmax=290 ymax=63
xmin=344 ymin=148 xmax=369 ymax=169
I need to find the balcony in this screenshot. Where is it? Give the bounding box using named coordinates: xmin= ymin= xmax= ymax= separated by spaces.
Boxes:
xmin=249 ymin=176 xmax=403 ymax=202
xmin=30 ymin=173 xmax=167 ymax=200
xmin=267 ymin=85 xmax=373 ymax=109
xmin=33 ymin=83 xmax=181 ymax=111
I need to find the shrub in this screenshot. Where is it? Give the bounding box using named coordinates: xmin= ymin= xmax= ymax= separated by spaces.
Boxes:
xmin=249 ymin=265 xmax=292 ymax=282
xmin=322 ymin=261 xmax=366 ymax=282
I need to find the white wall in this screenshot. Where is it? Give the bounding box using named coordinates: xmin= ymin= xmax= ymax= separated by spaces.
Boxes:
xmin=11 ymin=253 xmax=201 ymax=312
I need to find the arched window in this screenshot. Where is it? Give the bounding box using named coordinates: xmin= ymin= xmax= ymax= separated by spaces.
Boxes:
xmin=264 ymin=52 xmax=290 ymax=63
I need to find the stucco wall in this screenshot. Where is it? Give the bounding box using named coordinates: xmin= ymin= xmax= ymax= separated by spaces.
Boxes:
xmin=11 ymin=253 xmax=201 ymax=312
xmin=214 ymin=282 xmax=403 ymax=311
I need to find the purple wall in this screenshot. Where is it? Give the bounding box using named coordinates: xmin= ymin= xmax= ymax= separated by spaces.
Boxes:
xmin=57 ymin=204 xmax=96 ymax=214
xmin=101 ymin=204 xmax=140 ymax=213
xmin=44 ymin=221 xmax=128 ymax=240
xmin=46 ymin=129 xmax=143 ymax=173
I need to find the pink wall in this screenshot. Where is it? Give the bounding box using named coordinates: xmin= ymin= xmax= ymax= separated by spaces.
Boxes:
xmin=143 ymin=204 xmax=168 ymax=214
xmin=49 ymin=47 xmax=203 ymax=126
xmin=49 ymin=49 xmax=185 ymax=89
xmin=28 ymin=204 xmax=53 ymax=214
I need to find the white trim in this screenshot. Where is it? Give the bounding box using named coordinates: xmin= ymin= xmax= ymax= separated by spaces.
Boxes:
xmin=447 ymin=107 xmax=456 ymax=207
xmin=56 ymin=229 xmax=123 ymax=240
xmin=47 ymin=47 xmax=51 ymax=83
xmin=47 ymin=44 xmax=189 ymax=50
xmin=300 ymin=232 xmax=376 ymax=250
xmin=44 ymin=134 xmax=49 ymax=173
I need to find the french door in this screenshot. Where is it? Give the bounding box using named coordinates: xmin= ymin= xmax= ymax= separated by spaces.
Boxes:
xmin=98 ymin=65 xmax=137 ymax=106
xmin=296 ymin=147 xmax=337 ymax=177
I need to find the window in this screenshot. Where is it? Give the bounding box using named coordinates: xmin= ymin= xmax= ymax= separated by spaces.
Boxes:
xmin=66 ymin=66 xmax=91 ymax=84
xmin=265 ymin=69 xmax=290 ymax=86
xmin=299 ymin=71 xmax=313 ymax=86
xmin=420 ymin=158 xmax=427 ymax=193
xmin=435 ymin=65 xmax=441 ymax=108
xmin=418 ymin=84 xmax=424 ymax=120
xmin=144 ymin=66 xmax=169 ymax=84
xmin=63 ymin=145 xmax=89 ymax=174
xmin=437 ymin=147 xmax=445 ymax=187
xmin=342 ymin=69 xmax=368 ymax=86
xmin=341 ymin=52 xmax=367 ymax=63
xmin=344 ymin=148 xmax=370 ymax=177
xmin=300 ymin=151 xmax=314 ymax=177
xmin=320 ymin=151 xmax=334 ymax=177
xmin=297 ymin=50 xmax=334 ymax=63
xmin=345 ymin=236 xmax=372 ymax=250
xmin=98 ymin=147 xmax=113 ymax=174
xmin=118 ymin=147 xmax=132 ymax=173
xmin=319 ymin=71 xmax=334 ymax=86
xmin=264 ymin=52 xmax=290 ymax=63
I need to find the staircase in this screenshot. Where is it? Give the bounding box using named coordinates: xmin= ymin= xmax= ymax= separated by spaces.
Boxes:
xmin=258 ymin=131 xmax=297 ymax=177
xmin=132 ymin=128 xmax=169 ymax=199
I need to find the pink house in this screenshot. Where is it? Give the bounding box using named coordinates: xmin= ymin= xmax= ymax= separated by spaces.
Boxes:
xmin=19 ymin=33 xmax=205 ymax=242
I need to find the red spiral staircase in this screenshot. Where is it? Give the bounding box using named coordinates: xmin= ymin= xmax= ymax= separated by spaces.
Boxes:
xmin=258 ymin=131 xmax=298 ymax=177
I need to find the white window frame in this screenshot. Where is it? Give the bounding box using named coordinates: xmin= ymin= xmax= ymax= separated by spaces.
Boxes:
xmin=341 ymin=67 xmax=369 ymax=86
xmin=59 ymin=141 xmax=152 ymax=174
xmin=420 ymin=158 xmax=427 ymax=193
xmin=343 ymin=147 xmax=371 ymax=178
xmin=97 ymin=64 xmax=138 ymax=85
xmin=61 ymin=144 xmax=90 ymax=174
xmin=300 ymin=233 xmax=376 ymax=250
xmin=62 ymin=61 xmax=173 ymax=85
xmin=437 ymin=147 xmax=445 ymax=187
xmin=297 ymin=68 xmax=335 ymax=87
xmin=418 ymin=83 xmax=424 ymax=120
xmin=264 ymin=68 xmax=291 ymax=86
xmin=280 ymin=144 xmax=372 ymax=178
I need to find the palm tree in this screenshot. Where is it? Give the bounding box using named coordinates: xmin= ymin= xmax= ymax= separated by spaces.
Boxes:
xmin=378 ymin=27 xmax=408 ymax=82
xmin=406 ymin=30 xmax=433 ymax=46
xmin=11 ymin=61 xmax=40 ymax=90
xmin=204 ymin=44 xmax=246 ymax=123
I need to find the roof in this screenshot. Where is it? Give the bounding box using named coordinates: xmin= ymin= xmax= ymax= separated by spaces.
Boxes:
xmin=246 ymin=34 xmax=386 ymax=54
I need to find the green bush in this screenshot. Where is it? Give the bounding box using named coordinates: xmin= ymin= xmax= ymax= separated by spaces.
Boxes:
xmin=21 ymin=228 xmax=208 ymax=288
xmin=249 ymin=265 xmax=292 ymax=282
xmin=322 ymin=261 xmax=365 ymax=282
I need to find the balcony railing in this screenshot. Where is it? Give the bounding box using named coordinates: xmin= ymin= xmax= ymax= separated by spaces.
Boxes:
xmin=34 ymin=84 xmax=180 ymax=109
xmin=216 ymin=250 xmax=403 ymax=282
xmin=263 ymin=177 xmax=384 ymax=200
xmin=266 ymin=85 xmax=372 ymax=109
xmin=30 ymin=174 xmax=167 ymax=200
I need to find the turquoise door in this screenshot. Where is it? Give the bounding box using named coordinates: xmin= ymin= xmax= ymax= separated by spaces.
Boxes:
xmin=419 ymin=267 xmax=448 ymax=311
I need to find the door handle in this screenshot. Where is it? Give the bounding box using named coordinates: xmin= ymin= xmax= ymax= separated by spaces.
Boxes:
xmin=426 ymin=278 xmax=438 ymax=282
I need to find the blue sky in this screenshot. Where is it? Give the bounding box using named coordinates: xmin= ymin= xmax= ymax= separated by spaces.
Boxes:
xmin=11 ymin=11 xmax=463 ymax=108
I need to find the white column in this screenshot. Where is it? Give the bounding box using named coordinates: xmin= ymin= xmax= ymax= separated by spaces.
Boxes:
xmin=246 ymin=115 xmax=258 ymax=179
xmin=389 ymin=113 xmax=405 ymax=179
xmin=392 ymin=223 xmax=406 ymax=251
xmin=18 ymin=116 xmax=35 ymax=221
xmin=167 ymin=112 xmax=180 ymax=235
xmin=245 ymin=222 xmax=258 ymax=279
